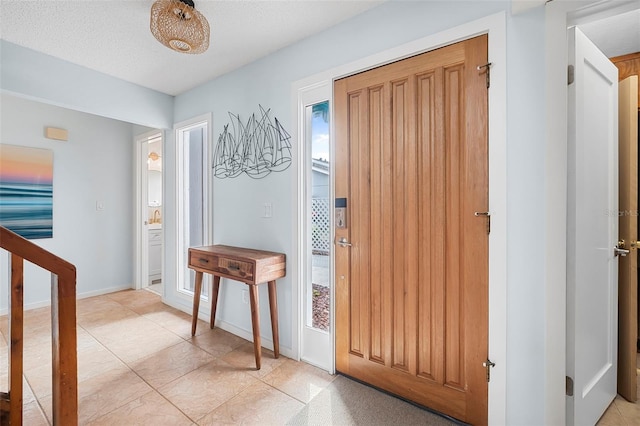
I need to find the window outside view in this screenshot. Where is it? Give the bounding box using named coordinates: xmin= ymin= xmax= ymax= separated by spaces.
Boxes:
xmin=310 ymin=101 xmax=330 ymax=331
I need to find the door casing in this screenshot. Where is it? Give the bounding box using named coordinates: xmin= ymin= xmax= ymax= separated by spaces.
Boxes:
xmin=291 ymin=12 xmax=507 ymax=424
xmin=134 ymin=130 xmax=164 ymax=292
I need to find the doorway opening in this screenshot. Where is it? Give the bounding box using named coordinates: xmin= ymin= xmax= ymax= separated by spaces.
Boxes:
xmin=135 ymin=130 xmax=164 ymax=295
xmin=147 ymin=135 xmax=163 ymax=294
xmin=567 ymin=4 xmax=640 ymax=424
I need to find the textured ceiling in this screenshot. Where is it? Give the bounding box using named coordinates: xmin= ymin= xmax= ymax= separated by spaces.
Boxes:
xmin=0 ymin=0 xmax=385 ymax=96
xmin=579 ymin=8 xmax=640 ymax=58
xmin=1 ymin=1 xmax=638 ymax=97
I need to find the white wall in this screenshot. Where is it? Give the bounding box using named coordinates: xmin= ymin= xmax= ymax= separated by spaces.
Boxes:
xmin=0 ymin=94 xmax=136 ymax=310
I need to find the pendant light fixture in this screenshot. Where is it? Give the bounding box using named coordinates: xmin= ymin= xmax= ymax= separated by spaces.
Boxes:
xmin=150 ymin=0 xmax=210 ymax=54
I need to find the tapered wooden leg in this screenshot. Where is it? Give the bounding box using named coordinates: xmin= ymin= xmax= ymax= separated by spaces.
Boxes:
xmin=248 ymin=285 xmax=262 ymax=370
xmin=267 ymin=280 xmax=279 ymax=358
xmin=191 ymin=271 xmax=203 ymax=336
xmin=210 ymin=275 xmax=221 ymax=329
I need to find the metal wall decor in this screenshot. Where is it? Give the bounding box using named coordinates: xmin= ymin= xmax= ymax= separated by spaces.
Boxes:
xmin=213 ymin=105 xmax=292 ymax=179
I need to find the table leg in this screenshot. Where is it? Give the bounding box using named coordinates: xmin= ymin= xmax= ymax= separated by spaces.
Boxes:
xmin=248 ymin=285 xmax=262 ymax=370
xmin=210 ymin=275 xmax=221 ymax=329
xmin=267 ymin=280 xmax=280 ymax=358
xmin=191 ymin=271 xmax=203 ymax=336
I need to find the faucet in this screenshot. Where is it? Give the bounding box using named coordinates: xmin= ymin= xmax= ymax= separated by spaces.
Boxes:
xmin=152 ymin=209 xmax=161 ymax=224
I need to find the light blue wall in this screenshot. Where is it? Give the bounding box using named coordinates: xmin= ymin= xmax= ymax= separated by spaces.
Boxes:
xmin=506 ymin=6 xmax=546 ymax=424
xmin=0 ymin=1 xmax=551 ymax=423
xmin=0 ymin=94 xmax=135 ymax=308
xmin=171 ymin=2 xmax=546 ymax=424
xmin=0 ymin=40 xmax=174 ymax=129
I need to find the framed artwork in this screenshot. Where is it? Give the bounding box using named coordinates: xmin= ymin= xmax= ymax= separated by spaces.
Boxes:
xmin=0 ymin=144 xmax=53 ymax=239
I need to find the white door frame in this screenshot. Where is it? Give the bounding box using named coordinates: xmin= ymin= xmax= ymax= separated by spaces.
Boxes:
xmin=167 ymin=113 xmax=214 ymax=313
xmin=296 ymin=83 xmax=334 ymax=372
xmin=291 ymin=11 xmax=507 ymax=424
xmin=134 ymin=129 xmax=164 ymax=291
xmin=544 ymin=1 xmax=640 ymax=424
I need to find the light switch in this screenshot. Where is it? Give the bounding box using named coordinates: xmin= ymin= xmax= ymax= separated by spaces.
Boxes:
xmin=96 ymin=201 xmax=105 ymax=211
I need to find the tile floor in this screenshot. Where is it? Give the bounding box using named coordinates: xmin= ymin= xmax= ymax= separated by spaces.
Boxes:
xmin=597 ymin=354 xmax=640 ymax=425
xmin=1 ymin=289 xmax=457 ymax=425
xmin=0 ymin=289 xmax=338 ymax=425
xmin=3 ymin=288 xmax=639 ymax=425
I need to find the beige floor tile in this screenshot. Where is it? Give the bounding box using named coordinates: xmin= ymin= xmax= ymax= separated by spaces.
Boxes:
xmin=106 ymin=289 xmax=167 ymax=315
xmin=197 ymin=380 xmax=305 ymax=425
xmin=77 ymin=296 xmax=139 ymax=329
xmin=261 ymin=358 xmax=336 ymax=403
xmin=158 ymin=358 xmax=260 ymax=421
xmin=130 ymin=340 xmax=215 ymax=388
xmin=22 ymin=400 xmax=49 ymax=426
xmin=87 ymin=390 xmax=193 ymax=425
xmin=614 ymin=394 xmax=640 ymax=425
xmin=220 ymin=342 xmax=286 ymax=378
xmin=86 ymin=316 xmax=184 ymax=364
xmin=23 ymin=338 xmax=53 ymax=373
xmin=597 ymin=398 xmax=627 ymax=426
xmin=190 ymin=328 xmax=248 ymax=357
xmin=41 ymin=364 xmax=153 ymax=424
xmin=0 ymin=315 xmax=7 ymax=338
xmin=143 ymin=308 xmax=209 ymax=339
xmin=26 ymin=329 xmax=124 ymax=400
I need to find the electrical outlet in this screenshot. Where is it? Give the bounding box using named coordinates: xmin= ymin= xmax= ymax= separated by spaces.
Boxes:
xmin=242 ymin=289 xmax=249 ymax=304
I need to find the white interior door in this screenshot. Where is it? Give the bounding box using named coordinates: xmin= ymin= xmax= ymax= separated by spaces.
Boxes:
xmin=566 ymin=26 xmax=619 ymax=426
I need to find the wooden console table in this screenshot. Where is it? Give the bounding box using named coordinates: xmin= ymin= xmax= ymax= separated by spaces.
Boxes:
xmin=188 ymin=245 xmax=286 ymax=369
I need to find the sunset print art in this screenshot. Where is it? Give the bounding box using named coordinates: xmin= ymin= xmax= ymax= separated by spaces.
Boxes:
xmin=0 ymin=144 xmax=53 ymax=239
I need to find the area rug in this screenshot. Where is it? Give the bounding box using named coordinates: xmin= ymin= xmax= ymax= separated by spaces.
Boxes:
xmin=287 ymin=375 xmax=464 ymax=426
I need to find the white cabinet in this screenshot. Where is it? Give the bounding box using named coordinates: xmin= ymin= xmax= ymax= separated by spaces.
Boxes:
xmin=149 ymin=229 xmax=162 ymax=283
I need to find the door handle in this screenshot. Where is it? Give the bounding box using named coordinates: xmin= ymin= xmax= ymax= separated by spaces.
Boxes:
xmin=615 ymin=240 xmax=630 ymax=257
xmin=337 ymin=237 xmax=352 ymax=247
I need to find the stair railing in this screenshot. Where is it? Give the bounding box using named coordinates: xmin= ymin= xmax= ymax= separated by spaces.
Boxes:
xmin=0 ymin=226 xmax=77 ymax=425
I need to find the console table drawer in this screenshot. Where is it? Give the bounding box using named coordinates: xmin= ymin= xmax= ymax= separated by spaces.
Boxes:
xmin=189 ymin=251 xmax=217 ymax=269
xmin=188 ymin=245 xmax=285 ymax=285
xmin=217 ymin=257 xmax=254 ymax=280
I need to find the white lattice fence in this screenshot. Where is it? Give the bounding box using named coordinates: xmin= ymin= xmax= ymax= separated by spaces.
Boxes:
xmin=312 ymin=197 xmax=330 ymax=254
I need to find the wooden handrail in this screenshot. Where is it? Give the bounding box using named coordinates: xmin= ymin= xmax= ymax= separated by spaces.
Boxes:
xmin=0 ymin=226 xmax=78 ymax=425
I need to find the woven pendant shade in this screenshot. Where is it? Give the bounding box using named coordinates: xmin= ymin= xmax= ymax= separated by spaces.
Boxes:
xmin=150 ymin=0 xmax=210 ymax=54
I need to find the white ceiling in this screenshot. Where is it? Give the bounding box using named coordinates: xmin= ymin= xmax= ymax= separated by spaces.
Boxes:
xmin=0 ymin=0 xmax=385 ymax=96
xmin=579 ymin=8 xmax=640 ymax=58
xmin=1 ymin=1 xmax=638 ymax=97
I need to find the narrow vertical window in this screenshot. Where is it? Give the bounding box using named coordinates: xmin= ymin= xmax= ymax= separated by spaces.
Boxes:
xmin=307 ymin=101 xmax=330 ymax=331
xmin=176 ymin=120 xmax=210 ymax=296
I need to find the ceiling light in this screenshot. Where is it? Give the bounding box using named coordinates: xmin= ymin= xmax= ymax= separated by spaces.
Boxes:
xmin=150 ymin=0 xmax=210 ymax=54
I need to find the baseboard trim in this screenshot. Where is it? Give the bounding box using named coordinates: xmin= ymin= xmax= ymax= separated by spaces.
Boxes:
xmin=0 ymin=285 xmax=133 ymax=316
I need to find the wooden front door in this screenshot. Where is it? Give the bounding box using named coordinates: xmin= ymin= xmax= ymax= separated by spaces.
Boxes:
xmin=334 ymin=35 xmax=489 ymax=425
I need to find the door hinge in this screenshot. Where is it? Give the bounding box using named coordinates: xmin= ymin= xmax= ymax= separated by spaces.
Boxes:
xmin=475 ymin=211 xmax=491 ymax=234
xmin=483 ymin=359 xmax=495 ymax=382
xmin=477 ymin=62 xmax=492 ymax=89
xmin=568 ymin=65 xmax=575 ymax=85
xmin=566 ymin=376 xmax=574 ymax=396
